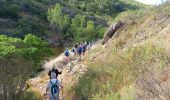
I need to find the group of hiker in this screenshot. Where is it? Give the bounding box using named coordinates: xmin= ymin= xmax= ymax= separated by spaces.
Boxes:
xmin=64 ymin=41 xmax=92 ymax=62
xmin=45 ymin=41 xmax=93 ymax=100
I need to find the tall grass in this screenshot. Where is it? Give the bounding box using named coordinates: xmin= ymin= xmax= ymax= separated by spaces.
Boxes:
xmin=74 ymin=39 xmax=167 ymax=99
xmin=68 ymin=2 xmax=170 ymax=100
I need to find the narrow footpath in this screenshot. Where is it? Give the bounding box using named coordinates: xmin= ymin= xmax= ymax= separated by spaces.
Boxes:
xmin=28 ymin=40 xmax=101 ymax=100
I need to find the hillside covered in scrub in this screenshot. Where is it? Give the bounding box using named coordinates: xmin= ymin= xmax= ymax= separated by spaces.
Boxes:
xmin=0 ymin=0 xmax=146 ymax=45
xmin=70 ymin=2 xmax=170 ymax=100
xmin=2 ymin=0 xmax=170 ymax=100
xmin=23 ymin=2 xmax=170 ymax=100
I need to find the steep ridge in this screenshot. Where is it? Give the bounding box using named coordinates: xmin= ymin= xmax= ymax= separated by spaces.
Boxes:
xmin=28 ymin=3 xmax=170 ymax=99
xmin=69 ymin=3 xmax=170 ymax=100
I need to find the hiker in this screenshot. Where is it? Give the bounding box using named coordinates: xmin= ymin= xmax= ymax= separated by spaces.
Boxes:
xmin=64 ymin=48 xmax=70 ymax=62
xmin=86 ymin=41 xmax=89 ymax=51
xmin=75 ymin=43 xmax=78 ymax=49
xmin=45 ymin=69 xmax=63 ymax=100
xmin=82 ymin=42 xmax=87 ymax=56
xmin=71 ymin=46 xmax=76 ymax=60
xmin=75 ymin=43 xmax=79 ymax=55
xmin=48 ymin=68 xmax=62 ymax=79
xmin=77 ymin=44 xmax=82 ymax=61
xmin=80 ymin=41 xmax=83 ymax=45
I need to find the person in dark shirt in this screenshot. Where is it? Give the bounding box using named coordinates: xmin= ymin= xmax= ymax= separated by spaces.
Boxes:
xmin=64 ymin=48 xmax=70 ymax=62
xmin=77 ymin=44 xmax=82 ymax=61
xmin=75 ymin=43 xmax=79 ymax=56
xmin=82 ymin=42 xmax=87 ymax=56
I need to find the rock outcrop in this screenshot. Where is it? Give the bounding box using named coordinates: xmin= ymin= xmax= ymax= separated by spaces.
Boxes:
xmin=102 ymin=21 xmax=124 ymax=45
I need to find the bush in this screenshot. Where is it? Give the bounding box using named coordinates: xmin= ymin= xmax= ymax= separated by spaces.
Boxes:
xmin=0 ymin=2 xmax=20 ymax=18
xmin=22 ymin=88 xmax=43 ymax=100
xmin=0 ymin=34 xmax=52 ymax=99
xmin=23 ymin=34 xmax=53 ymax=66
xmin=0 ymin=55 xmax=34 ymax=100
xmin=70 ymin=15 xmax=106 ymax=42
xmin=48 ymin=4 xmax=70 ymax=32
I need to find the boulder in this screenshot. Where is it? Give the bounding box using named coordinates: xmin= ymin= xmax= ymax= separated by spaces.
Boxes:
xmin=102 ymin=21 xmax=124 ymax=45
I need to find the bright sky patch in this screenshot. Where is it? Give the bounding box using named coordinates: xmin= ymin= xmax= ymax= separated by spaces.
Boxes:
xmin=136 ymin=0 xmax=166 ymax=5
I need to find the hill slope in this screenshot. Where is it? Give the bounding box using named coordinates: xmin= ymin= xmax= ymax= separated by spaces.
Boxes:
xmin=26 ymin=3 xmax=170 ymax=100
xmin=71 ymin=2 xmax=170 ymax=100
xmin=0 ymin=0 xmax=52 ymax=37
xmin=0 ymin=0 xmax=147 ymax=45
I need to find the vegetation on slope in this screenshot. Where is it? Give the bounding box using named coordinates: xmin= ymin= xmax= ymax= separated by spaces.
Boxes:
xmin=0 ymin=34 xmax=52 ymax=100
xmin=0 ymin=0 xmax=147 ymax=44
xmin=73 ymin=2 xmax=170 ymax=100
xmin=0 ymin=0 xmax=149 ymax=99
xmin=47 ymin=0 xmax=147 ymax=42
xmin=57 ymin=0 xmax=146 ymax=16
xmin=0 ymin=0 xmax=54 ymax=37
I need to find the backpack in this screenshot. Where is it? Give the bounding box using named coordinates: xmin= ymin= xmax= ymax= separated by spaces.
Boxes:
xmin=64 ymin=51 xmax=69 ymax=56
xmin=78 ymin=47 xmax=82 ymax=54
xmin=72 ymin=48 xmax=75 ymax=52
xmin=82 ymin=45 xmax=86 ymax=51
xmin=50 ymin=80 xmax=59 ymax=96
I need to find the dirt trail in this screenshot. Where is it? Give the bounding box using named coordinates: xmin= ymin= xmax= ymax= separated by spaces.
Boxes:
xmin=28 ymin=53 xmax=65 ymax=98
xmin=28 ymin=40 xmax=101 ymax=100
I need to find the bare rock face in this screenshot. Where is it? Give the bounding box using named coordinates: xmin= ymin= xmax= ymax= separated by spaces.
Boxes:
xmin=102 ymin=21 xmax=124 ymax=45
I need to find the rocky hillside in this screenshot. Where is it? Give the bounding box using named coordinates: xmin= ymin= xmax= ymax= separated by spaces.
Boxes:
xmin=25 ymin=2 xmax=170 ymax=100
xmin=70 ymin=2 xmax=170 ymax=100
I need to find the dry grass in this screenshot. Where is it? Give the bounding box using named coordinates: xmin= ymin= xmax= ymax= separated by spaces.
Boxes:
xmin=22 ymin=88 xmax=43 ymax=100
xmin=39 ymin=74 xmax=49 ymax=83
xmin=69 ymin=3 xmax=170 ymax=100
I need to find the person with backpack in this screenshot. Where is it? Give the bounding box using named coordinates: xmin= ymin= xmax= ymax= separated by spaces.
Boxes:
xmin=75 ymin=43 xmax=78 ymax=49
xmin=71 ymin=46 xmax=76 ymax=60
xmin=77 ymin=44 xmax=82 ymax=61
xmin=75 ymin=43 xmax=79 ymax=55
xmin=64 ymin=48 xmax=70 ymax=62
xmin=46 ymin=69 xmax=63 ymax=100
xmin=82 ymin=42 xmax=87 ymax=56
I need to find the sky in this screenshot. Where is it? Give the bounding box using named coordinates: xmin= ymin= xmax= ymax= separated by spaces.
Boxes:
xmin=136 ymin=0 xmax=166 ymax=5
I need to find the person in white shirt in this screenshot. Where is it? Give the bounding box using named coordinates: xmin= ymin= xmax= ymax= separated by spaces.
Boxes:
xmin=45 ymin=70 xmax=63 ymax=100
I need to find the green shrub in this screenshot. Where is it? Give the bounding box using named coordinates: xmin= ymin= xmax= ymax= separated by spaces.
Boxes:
xmin=48 ymin=4 xmax=70 ymax=31
xmin=22 ymin=88 xmax=43 ymax=100
xmin=0 ymin=2 xmax=20 ymax=18
xmin=0 ymin=35 xmax=52 ymax=99
xmin=0 ymin=34 xmax=52 ymax=68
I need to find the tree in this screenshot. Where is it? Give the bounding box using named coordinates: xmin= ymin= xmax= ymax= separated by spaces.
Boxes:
xmin=23 ymin=34 xmax=48 ymax=48
xmin=70 ymin=14 xmax=85 ymax=42
xmin=23 ymin=34 xmax=52 ymax=66
xmin=70 ymin=15 xmax=85 ymax=33
xmin=48 ymin=4 xmax=70 ymax=32
xmin=0 ymin=34 xmax=52 ymax=99
xmin=0 ymin=55 xmax=34 ymax=100
xmin=83 ymin=21 xmax=96 ymax=41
